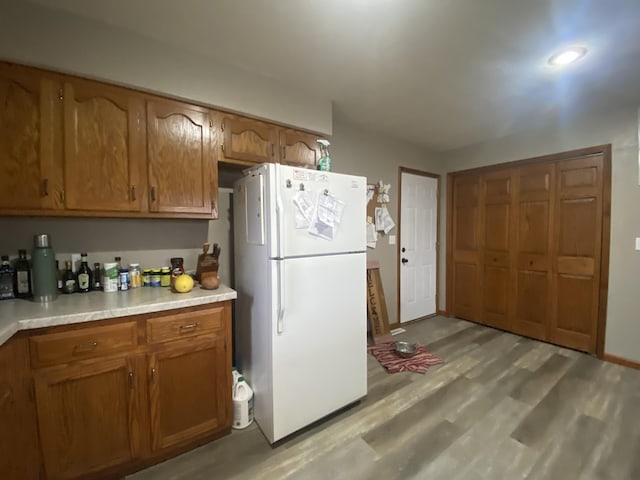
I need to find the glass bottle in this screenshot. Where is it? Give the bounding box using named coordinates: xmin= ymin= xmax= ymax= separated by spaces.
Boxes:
xmin=14 ymin=249 xmax=32 ymax=298
xmin=55 ymin=260 xmax=64 ymax=292
xmin=62 ymin=260 xmax=76 ymax=294
xmin=77 ymin=252 xmax=92 ymax=293
xmin=92 ymin=263 xmax=102 ymax=291
xmin=0 ymin=255 xmax=15 ymax=300
xmin=115 ymin=256 xmax=122 ymax=289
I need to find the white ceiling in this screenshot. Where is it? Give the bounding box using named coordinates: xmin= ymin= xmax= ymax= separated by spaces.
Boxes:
xmin=28 ymin=0 xmax=640 ymax=151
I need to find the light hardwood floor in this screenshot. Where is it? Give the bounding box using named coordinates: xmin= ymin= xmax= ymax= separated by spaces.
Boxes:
xmin=127 ymin=316 xmax=640 ymax=480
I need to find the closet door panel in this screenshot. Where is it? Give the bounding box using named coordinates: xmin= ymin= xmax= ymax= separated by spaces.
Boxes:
xmin=511 ymin=164 xmax=554 ymax=341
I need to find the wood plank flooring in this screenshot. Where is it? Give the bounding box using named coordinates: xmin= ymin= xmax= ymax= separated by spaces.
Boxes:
xmin=127 ymin=316 xmax=640 ymax=480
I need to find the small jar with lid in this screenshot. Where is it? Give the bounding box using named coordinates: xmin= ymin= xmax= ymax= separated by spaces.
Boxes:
xmin=151 ymin=269 xmax=162 ymax=287
xmin=119 ymin=269 xmax=130 ymax=291
xmin=142 ymin=268 xmax=151 ymax=287
xmin=160 ymin=267 xmax=171 ymax=287
xmin=129 ymin=263 xmax=141 ymax=288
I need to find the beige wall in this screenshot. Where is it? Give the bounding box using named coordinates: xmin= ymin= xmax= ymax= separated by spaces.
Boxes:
xmin=0 ymin=1 xmax=332 ymax=135
xmin=440 ymin=106 xmax=640 ymax=362
xmin=331 ymin=113 xmax=444 ymax=324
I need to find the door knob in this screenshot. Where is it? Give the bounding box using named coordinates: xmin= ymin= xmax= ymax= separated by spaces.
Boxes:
xmin=401 ymin=258 xmax=409 ymax=264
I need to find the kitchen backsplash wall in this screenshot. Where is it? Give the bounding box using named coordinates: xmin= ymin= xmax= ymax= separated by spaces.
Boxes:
xmin=0 ymin=190 xmax=235 ymax=287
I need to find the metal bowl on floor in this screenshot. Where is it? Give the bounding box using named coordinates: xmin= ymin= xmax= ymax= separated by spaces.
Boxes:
xmin=394 ymin=341 xmax=418 ymax=358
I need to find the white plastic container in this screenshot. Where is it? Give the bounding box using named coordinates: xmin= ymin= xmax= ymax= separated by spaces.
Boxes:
xmin=232 ymin=367 xmax=240 ymax=387
xmin=232 ymin=376 xmax=254 ymax=429
xmin=103 ymin=262 xmax=119 ymax=292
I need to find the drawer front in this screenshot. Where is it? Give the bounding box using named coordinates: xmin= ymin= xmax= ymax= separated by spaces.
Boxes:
xmin=146 ymin=306 xmax=224 ymax=344
xmin=30 ymin=322 xmax=138 ymax=368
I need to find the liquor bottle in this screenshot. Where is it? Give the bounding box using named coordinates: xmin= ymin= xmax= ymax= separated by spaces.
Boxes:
xmin=62 ymin=260 xmax=76 ymax=294
xmin=0 ymin=255 xmax=15 ymax=300
xmin=55 ymin=260 xmax=64 ymax=292
xmin=77 ymin=253 xmax=92 ymax=293
xmin=13 ymin=249 xmax=32 ymax=298
xmin=92 ymin=263 xmax=102 ymax=291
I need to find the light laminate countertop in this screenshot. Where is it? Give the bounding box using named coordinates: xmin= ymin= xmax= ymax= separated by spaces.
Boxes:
xmin=0 ymin=284 xmax=237 ymax=346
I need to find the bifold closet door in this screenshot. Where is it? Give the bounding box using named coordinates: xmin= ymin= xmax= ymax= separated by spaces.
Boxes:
xmin=511 ymin=164 xmax=555 ymax=341
xmin=550 ymin=154 xmax=604 ymax=352
xmin=451 ymin=175 xmax=481 ymax=321
xmin=479 ymin=170 xmax=514 ymax=331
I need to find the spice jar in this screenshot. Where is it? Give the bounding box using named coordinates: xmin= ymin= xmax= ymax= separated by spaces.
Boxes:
xmin=160 ymin=267 xmax=171 ymax=287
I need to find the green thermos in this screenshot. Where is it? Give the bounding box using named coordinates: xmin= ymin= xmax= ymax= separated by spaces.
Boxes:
xmin=32 ymin=234 xmax=58 ymax=303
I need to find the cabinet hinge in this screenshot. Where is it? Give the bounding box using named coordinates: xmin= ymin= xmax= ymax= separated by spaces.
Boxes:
xmin=221 ymin=144 xmax=225 ymax=153
xmin=221 ymin=121 xmax=225 ymax=132
xmin=58 ymin=88 xmax=63 ymax=101
xmin=209 ymin=119 xmax=213 ymax=128
xmin=271 ymin=144 xmax=275 ymax=157
xmin=225 ymin=405 xmax=228 ymax=419
xmin=224 ymin=339 xmax=227 ymax=351
xmin=29 ymin=380 xmax=35 ymax=402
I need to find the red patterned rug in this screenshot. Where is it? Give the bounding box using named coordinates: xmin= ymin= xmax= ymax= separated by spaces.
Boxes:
xmin=368 ymin=342 xmax=444 ymax=374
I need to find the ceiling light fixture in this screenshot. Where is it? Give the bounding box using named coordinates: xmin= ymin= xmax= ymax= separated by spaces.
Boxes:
xmin=548 ymin=46 xmax=588 ymax=66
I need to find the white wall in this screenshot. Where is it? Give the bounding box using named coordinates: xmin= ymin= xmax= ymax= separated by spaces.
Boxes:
xmin=441 ymin=106 xmax=640 ymax=362
xmin=0 ymin=0 xmax=332 ymax=135
xmin=331 ymin=113 xmax=444 ymax=324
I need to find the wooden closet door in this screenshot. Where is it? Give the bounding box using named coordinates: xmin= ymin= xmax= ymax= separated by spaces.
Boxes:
xmin=511 ymin=164 xmax=555 ymax=341
xmin=480 ymin=170 xmax=514 ymax=330
xmin=451 ymin=175 xmax=481 ymax=321
xmin=550 ymin=154 xmax=604 ymax=352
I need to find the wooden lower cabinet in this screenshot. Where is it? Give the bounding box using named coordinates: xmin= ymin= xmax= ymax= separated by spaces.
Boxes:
xmin=24 ymin=301 xmax=232 ymax=480
xmin=34 ymin=356 xmax=143 ymax=480
xmin=148 ymin=336 xmax=229 ymax=451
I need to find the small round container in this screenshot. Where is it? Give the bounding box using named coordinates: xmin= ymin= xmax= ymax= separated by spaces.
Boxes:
xmin=151 ymin=269 xmax=162 ymax=287
xmin=394 ymin=341 xmax=418 ymax=358
xmin=119 ymin=269 xmax=130 ymax=291
xmin=160 ymin=267 xmax=171 ymax=287
xmin=143 ymin=269 xmax=151 ymax=287
xmin=129 ymin=263 xmax=141 ymax=288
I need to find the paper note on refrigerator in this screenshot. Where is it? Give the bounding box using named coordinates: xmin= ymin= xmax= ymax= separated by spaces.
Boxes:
xmin=308 ymin=192 xmax=345 ymax=241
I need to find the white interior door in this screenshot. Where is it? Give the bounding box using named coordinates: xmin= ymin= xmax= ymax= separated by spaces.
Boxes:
xmin=400 ymin=172 xmax=438 ymax=323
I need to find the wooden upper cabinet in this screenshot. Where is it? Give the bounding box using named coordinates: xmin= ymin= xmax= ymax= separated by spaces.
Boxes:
xmin=0 ymin=64 xmax=60 ymax=212
xmin=279 ymin=129 xmax=322 ymax=168
xmin=219 ymin=114 xmax=277 ymax=165
xmin=62 ymin=79 xmax=145 ymax=212
xmin=147 ymin=99 xmax=216 ymax=217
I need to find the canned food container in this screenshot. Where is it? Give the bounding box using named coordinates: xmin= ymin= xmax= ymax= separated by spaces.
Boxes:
xmin=143 ymin=269 xmax=151 ymax=287
xmin=103 ymin=262 xmax=119 ymax=293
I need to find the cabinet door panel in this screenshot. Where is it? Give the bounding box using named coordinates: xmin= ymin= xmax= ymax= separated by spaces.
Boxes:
xmin=148 ymin=337 xmax=229 ymax=451
xmin=0 ymin=64 xmax=58 ymax=211
xmin=147 ymin=100 xmax=214 ymax=215
xmin=279 ymin=129 xmax=321 ymax=167
xmin=34 ymin=356 xmax=141 ymax=480
xmin=63 ymin=80 xmax=144 ymax=212
xmin=220 ymin=115 xmax=277 ymax=164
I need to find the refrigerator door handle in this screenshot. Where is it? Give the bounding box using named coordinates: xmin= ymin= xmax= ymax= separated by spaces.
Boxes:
xmin=277 ymin=260 xmax=285 ymax=334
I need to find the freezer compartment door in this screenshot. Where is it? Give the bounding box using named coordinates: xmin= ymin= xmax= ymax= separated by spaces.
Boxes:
xmin=270 ymin=252 xmax=367 ymax=443
xmin=269 ymin=164 xmax=367 ymax=258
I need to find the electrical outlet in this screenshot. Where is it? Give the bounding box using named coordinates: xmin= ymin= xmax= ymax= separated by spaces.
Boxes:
xmin=388 ymin=235 xmax=396 ymax=245
xmin=636 ymin=237 xmax=640 ymax=251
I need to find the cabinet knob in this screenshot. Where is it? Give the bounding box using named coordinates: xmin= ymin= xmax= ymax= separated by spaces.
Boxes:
xmin=130 ymin=185 xmax=137 ymax=202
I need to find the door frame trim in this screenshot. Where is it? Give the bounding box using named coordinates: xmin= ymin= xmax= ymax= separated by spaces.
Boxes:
xmin=396 ymin=167 xmax=441 ymax=328
xmin=445 ymin=144 xmax=611 ymax=358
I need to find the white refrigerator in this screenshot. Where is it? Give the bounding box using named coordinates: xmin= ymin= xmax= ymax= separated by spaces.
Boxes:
xmin=233 ymin=163 xmax=367 ymax=444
